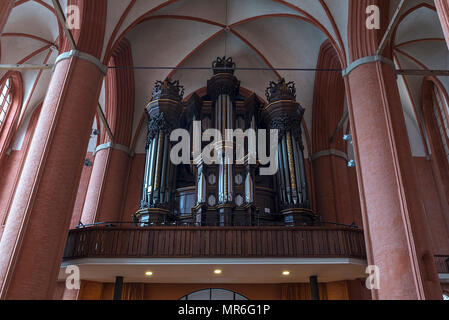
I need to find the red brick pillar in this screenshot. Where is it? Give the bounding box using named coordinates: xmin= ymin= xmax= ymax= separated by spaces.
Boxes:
xmin=345 ymin=60 xmax=442 ymax=300
xmin=346 ymin=0 xmax=442 ymax=300
xmin=80 ymin=39 xmax=135 ymax=224
xmin=0 ymin=1 xmax=14 ymax=34
xmin=312 ymin=40 xmax=360 ymax=226
xmin=81 ymin=147 xmax=132 ymax=223
xmin=0 ymin=0 xmax=107 ymax=300
xmin=80 ymin=148 xmax=109 ymax=224
xmin=436 ymin=0 xmax=449 ymax=50
xmin=0 ymin=55 xmax=105 ymax=300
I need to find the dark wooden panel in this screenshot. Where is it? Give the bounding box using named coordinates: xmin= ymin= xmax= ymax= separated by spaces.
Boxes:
xmin=63 ymin=226 xmax=369 ymax=260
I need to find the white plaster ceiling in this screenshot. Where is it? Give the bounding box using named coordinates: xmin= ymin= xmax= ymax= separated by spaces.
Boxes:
xmin=1 ymin=0 xmax=447 ymax=156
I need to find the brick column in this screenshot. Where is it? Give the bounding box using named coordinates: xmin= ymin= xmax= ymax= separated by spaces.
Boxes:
xmin=347 ymin=0 xmax=442 ymax=300
xmin=312 ymin=40 xmax=360 ymax=226
xmin=435 ymin=0 xmax=449 ymax=50
xmin=0 ymin=1 xmax=14 ymax=34
xmin=0 ymin=55 xmax=105 ymax=300
xmin=0 ymin=1 xmax=107 ymax=299
xmin=81 ymin=147 xmax=132 ymax=223
xmin=345 ymin=60 xmax=441 ymax=300
xmin=80 ymin=148 xmax=109 ymax=224
xmin=80 ymin=39 xmax=134 ymax=224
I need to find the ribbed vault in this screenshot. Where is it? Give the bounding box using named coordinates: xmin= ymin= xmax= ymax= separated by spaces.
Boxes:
xmin=0 ymin=0 xmax=447 ymax=156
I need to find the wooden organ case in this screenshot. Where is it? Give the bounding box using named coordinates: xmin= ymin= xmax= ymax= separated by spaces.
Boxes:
xmin=135 ymin=57 xmax=316 ymax=227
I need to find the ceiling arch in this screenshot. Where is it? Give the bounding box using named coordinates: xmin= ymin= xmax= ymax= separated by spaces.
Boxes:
xmin=1 ymin=0 xmax=447 ymax=157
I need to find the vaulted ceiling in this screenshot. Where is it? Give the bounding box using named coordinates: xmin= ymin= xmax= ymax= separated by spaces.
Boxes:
xmin=1 ymin=0 xmax=448 ymax=155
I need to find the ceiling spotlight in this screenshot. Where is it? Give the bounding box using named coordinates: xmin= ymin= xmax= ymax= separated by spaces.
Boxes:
xmin=282 ymin=271 xmax=290 ymax=276
xmin=145 ymin=271 xmax=153 ymax=276
xmin=214 ymin=269 xmax=222 ymax=275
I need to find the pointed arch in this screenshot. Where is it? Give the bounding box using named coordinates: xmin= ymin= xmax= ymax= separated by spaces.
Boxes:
xmin=421 ymin=77 xmax=449 ymax=202
xmin=0 ymin=72 xmax=23 ymax=163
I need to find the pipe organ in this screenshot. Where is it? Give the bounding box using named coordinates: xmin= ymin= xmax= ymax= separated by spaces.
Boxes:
xmin=135 ymin=57 xmax=316 ymax=226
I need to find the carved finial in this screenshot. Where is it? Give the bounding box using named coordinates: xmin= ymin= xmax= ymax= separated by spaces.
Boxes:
xmin=212 ymin=56 xmax=236 ymax=75
xmin=265 ymin=78 xmax=296 ymax=103
xmin=152 ymin=78 xmax=185 ymax=101
xmin=207 ymin=57 xmax=240 ymax=99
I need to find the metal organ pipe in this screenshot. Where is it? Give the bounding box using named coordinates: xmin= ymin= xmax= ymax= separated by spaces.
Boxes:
xmin=135 ymin=79 xmax=184 ymax=224
xmin=263 ymin=78 xmax=314 ymax=225
xmin=217 ymin=94 xmax=234 ymax=204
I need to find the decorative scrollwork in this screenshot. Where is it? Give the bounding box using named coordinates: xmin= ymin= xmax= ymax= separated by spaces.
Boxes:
xmin=270 ymin=114 xmax=302 ymax=139
xmin=212 ymin=56 xmax=236 ymax=75
xmin=139 ymin=200 xmax=170 ymax=210
xmin=152 ymin=78 xmax=185 ymax=101
xmin=265 ymin=78 xmax=296 ymax=103
xmin=146 ymin=113 xmax=178 ymax=148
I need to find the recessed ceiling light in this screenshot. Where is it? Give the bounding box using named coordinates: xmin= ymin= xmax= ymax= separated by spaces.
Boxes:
xmin=214 ymin=269 xmax=222 ymax=275
xmin=145 ymin=271 xmax=153 ymax=276
xmin=282 ymin=271 xmax=290 ymax=276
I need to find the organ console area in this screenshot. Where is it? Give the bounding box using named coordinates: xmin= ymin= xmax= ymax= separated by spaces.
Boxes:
xmin=134 ymin=57 xmax=316 ymax=226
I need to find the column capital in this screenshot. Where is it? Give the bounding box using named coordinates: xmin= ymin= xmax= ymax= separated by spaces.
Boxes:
xmin=54 ymin=50 xmax=108 ymax=75
xmin=342 ymin=55 xmax=395 ymax=77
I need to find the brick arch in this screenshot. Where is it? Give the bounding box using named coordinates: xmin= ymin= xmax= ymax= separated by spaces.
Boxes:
xmin=79 ymin=38 xmax=136 ymax=225
xmin=311 ymin=40 xmax=361 ymax=226
xmin=0 ymin=72 xmax=23 ymax=163
xmin=312 ymin=40 xmax=345 ymax=153
xmin=61 ymin=0 xmax=107 ymax=59
xmin=103 ymin=38 xmax=135 ymax=146
xmin=348 ymin=0 xmax=391 ymax=62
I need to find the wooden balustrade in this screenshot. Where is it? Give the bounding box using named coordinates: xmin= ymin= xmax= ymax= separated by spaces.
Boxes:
xmin=63 ymin=226 xmax=367 ymax=260
xmin=434 ymin=255 xmax=449 ymax=274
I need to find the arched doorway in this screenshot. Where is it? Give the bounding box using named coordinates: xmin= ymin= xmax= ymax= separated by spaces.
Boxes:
xmin=180 ymin=288 xmax=248 ymax=300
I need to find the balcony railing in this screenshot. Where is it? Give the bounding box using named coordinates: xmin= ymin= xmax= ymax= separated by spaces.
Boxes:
xmin=63 ymin=226 xmax=367 ymax=260
xmin=435 ymin=255 xmax=449 ymax=274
